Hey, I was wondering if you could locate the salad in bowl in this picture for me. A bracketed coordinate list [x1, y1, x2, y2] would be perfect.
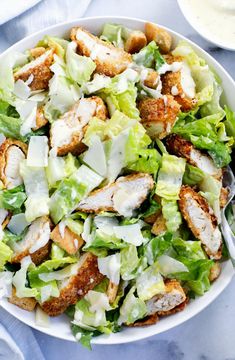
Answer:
[0, 19, 234, 348]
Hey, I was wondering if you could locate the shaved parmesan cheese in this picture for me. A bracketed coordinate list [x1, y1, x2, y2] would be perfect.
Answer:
[20, 104, 37, 136]
[73, 165, 103, 194]
[27, 136, 49, 167]
[0, 209, 8, 225]
[85, 290, 111, 312]
[14, 79, 31, 100]
[107, 130, 129, 183]
[113, 188, 143, 217]
[98, 253, 121, 285]
[180, 62, 195, 99]
[0, 271, 13, 299]
[158, 255, 188, 276]
[40, 284, 59, 303]
[58, 221, 66, 238]
[7, 213, 29, 235]
[0, 133, 6, 146]
[35, 306, 50, 328]
[114, 224, 144, 246]
[93, 216, 118, 235]
[83, 136, 107, 176]
[85, 74, 111, 94]
[29, 220, 50, 254]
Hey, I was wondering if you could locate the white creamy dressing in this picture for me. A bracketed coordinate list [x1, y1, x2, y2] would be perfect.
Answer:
[180, 0, 235, 49]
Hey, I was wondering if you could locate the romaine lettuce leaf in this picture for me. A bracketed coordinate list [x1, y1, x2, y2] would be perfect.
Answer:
[136, 262, 165, 301]
[120, 244, 140, 280]
[0, 241, 13, 270]
[155, 154, 186, 200]
[118, 286, 147, 325]
[161, 199, 182, 232]
[50, 165, 103, 224]
[183, 164, 204, 186]
[144, 232, 173, 265]
[133, 41, 165, 70]
[12, 256, 38, 298]
[100, 23, 124, 48]
[0, 185, 26, 211]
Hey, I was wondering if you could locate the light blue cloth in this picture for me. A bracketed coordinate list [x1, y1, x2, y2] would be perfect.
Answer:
[0, 2, 91, 358]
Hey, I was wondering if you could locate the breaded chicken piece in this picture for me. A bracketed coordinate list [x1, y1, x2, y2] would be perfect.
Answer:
[166, 134, 222, 179]
[8, 286, 37, 311]
[164, 54, 183, 64]
[77, 173, 154, 215]
[138, 96, 181, 139]
[162, 71, 196, 111]
[71, 27, 132, 77]
[220, 187, 229, 208]
[14, 49, 54, 91]
[151, 213, 167, 236]
[107, 281, 119, 304]
[50, 224, 84, 255]
[128, 313, 159, 327]
[41, 252, 104, 316]
[50, 96, 107, 156]
[209, 262, 221, 282]
[145, 22, 172, 54]
[33, 106, 48, 131]
[0, 139, 27, 189]
[124, 31, 147, 54]
[179, 186, 222, 259]
[146, 279, 187, 315]
[11, 216, 51, 265]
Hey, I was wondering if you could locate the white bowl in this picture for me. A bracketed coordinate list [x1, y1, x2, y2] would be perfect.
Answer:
[177, 0, 235, 51]
[0, 16, 234, 344]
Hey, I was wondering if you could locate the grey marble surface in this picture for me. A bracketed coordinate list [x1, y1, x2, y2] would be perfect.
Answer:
[2, 0, 235, 359]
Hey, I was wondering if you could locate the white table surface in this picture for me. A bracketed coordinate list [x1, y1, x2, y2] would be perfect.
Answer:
[1, 0, 235, 359]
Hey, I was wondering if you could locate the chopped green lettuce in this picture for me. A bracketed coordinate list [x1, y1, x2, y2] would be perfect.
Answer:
[118, 287, 147, 325]
[100, 23, 124, 48]
[133, 41, 165, 70]
[0, 185, 26, 211]
[136, 262, 165, 301]
[0, 241, 13, 270]
[12, 256, 38, 298]
[161, 199, 182, 232]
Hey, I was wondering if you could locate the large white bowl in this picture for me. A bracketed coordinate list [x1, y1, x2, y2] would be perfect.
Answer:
[0, 16, 234, 345]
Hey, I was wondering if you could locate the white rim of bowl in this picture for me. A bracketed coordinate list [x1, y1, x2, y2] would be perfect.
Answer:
[177, 0, 235, 51]
[0, 16, 234, 344]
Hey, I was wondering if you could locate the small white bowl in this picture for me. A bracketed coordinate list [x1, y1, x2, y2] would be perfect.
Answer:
[177, 0, 235, 51]
[0, 16, 234, 345]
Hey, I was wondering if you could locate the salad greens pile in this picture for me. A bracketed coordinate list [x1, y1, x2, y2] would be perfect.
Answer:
[0, 21, 234, 349]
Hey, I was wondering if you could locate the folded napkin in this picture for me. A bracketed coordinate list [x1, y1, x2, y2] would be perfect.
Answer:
[0, 2, 92, 357]
[0, 0, 41, 26]
[0, 0, 92, 52]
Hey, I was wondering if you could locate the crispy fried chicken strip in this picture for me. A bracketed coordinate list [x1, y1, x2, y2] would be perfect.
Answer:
[14, 49, 54, 91]
[8, 287, 37, 312]
[71, 27, 132, 77]
[50, 224, 84, 255]
[179, 186, 222, 259]
[0, 139, 27, 189]
[33, 107, 48, 131]
[138, 96, 181, 139]
[41, 253, 104, 316]
[146, 279, 187, 316]
[166, 134, 222, 179]
[77, 173, 154, 215]
[50, 96, 107, 156]
[11, 216, 51, 265]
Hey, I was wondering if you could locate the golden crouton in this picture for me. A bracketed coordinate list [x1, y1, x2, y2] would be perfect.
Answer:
[146, 279, 187, 316]
[124, 31, 147, 54]
[30, 47, 46, 58]
[71, 27, 132, 77]
[11, 216, 52, 265]
[151, 213, 167, 236]
[41, 253, 104, 316]
[209, 262, 221, 282]
[166, 134, 222, 179]
[33, 107, 48, 131]
[138, 96, 181, 139]
[143, 70, 159, 89]
[14, 49, 54, 91]
[220, 187, 229, 208]
[164, 54, 183, 64]
[145, 22, 172, 54]
[179, 186, 222, 260]
[50, 96, 107, 156]
[128, 313, 159, 327]
[0, 138, 27, 189]
[8, 287, 37, 311]
[107, 281, 119, 304]
[50, 224, 84, 255]
[77, 173, 154, 214]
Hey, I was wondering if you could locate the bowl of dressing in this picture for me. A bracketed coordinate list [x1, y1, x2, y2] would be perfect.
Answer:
[177, 0, 235, 51]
